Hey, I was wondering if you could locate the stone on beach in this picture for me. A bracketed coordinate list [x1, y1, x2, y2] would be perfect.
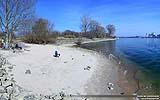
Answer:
[108, 82, 114, 86]
[25, 69, 31, 74]
[0, 86, 6, 93]
[84, 66, 91, 71]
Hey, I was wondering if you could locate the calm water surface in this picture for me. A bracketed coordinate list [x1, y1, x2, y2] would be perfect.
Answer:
[81, 38, 160, 94]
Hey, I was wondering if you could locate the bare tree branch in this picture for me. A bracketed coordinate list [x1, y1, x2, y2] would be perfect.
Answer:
[80, 15, 90, 34]
[0, 0, 36, 46]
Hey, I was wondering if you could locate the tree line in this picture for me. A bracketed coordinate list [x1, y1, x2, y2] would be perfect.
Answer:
[0, 0, 116, 46]
[80, 15, 115, 39]
[22, 16, 116, 44]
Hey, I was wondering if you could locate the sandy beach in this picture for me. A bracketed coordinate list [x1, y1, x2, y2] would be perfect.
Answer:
[0, 40, 134, 100]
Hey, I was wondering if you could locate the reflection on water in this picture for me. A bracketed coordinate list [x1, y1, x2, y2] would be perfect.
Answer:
[81, 38, 160, 95]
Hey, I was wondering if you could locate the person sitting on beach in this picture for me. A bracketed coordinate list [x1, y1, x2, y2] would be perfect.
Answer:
[0, 42, 4, 48]
[54, 50, 60, 57]
[11, 43, 22, 51]
[15, 43, 22, 50]
[0, 39, 4, 48]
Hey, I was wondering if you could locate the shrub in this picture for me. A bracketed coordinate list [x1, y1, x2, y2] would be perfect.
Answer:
[23, 18, 57, 44]
[75, 38, 82, 46]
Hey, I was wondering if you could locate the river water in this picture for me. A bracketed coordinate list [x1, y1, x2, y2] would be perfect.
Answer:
[81, 38, 160, 95]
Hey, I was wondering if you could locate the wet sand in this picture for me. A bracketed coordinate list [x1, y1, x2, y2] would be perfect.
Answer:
[84, 54, 137, 100]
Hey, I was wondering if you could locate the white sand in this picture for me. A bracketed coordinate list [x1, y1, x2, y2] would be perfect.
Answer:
[0, 41, 138, 100]
[0, 44, 102, 95]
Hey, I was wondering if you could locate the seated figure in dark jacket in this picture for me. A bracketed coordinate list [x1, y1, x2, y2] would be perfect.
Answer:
[12, 43, 22, 50]
[54, 51, 60, 57]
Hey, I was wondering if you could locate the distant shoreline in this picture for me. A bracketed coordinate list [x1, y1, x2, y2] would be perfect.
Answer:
[56, 37, 116, 46]
[118, 37, 160, 38]
[81, 38, 116, 44]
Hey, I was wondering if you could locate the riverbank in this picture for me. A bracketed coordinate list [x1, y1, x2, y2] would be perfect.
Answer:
[80, 41, 140, 95]
[56, 37, 116, 46]
[82, 38, 116, 44]
[0, 40, 130, 99]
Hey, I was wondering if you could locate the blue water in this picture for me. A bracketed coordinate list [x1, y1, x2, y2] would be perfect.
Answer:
[116, 38, 160, 71]
[81, 38, 160, 94]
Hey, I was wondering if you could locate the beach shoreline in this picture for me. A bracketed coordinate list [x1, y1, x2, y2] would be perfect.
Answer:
[79, 39, 139, 95]
[0, 38, 136, 99]
[82, 38, 116, 44]
[56, 37, 116, 46]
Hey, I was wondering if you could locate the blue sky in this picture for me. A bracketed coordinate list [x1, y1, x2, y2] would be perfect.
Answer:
[36, 0, 160, 36]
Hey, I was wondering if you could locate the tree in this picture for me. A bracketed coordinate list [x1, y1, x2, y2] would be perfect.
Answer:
[0, 0, 36, 48]
[89, 20, 106, 38]
[62, 30, 79, 38]
[23, 18, 55, 44]
[106, 24, 116, 36]
[80, 15, 90, 35]
[19, 17, 36, 36]
[50, 30, 60, 38]
[88, 20, 99, 38]
[96, 25, 106, 38]
[31, 18, 51, 43]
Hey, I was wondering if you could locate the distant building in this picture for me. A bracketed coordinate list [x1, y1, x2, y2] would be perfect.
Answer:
[148, 33, 156, 38]
[157, 34, 160, 38]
